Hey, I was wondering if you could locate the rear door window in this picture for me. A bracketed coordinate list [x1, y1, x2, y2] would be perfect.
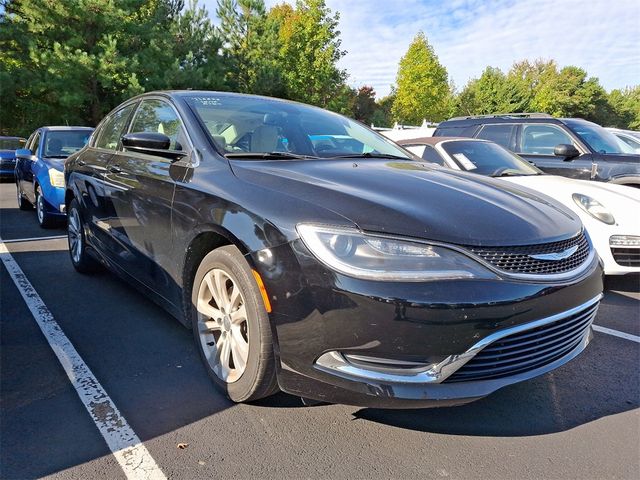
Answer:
[475, 124, 515, 149]
[95, 104, 137, 150]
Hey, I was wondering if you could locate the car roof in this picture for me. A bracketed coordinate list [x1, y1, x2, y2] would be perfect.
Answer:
[40, 126, 94, 131]
[436, 116, 592, 128]
[0, 136, 26, 140]
[135, 90, 329, 109]
[396, 136, 487, 146]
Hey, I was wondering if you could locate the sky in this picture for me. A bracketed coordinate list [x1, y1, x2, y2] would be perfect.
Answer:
[202, 0, 640, 98]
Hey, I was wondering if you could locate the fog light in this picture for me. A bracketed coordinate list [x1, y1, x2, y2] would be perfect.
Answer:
[610, 235, 640, 247]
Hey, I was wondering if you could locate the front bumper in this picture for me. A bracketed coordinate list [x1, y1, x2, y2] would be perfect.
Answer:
[252, 239, 604, 408]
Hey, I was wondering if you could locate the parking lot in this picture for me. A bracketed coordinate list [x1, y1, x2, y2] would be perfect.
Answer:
[1, 181, 638, 480]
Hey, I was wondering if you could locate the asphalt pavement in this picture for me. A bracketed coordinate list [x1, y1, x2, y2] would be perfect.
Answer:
[1, 181, 639, 480]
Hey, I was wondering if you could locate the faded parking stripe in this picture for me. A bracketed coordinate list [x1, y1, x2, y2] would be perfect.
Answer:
[0, 238, 167, 480]
[593, 324, 640, 343]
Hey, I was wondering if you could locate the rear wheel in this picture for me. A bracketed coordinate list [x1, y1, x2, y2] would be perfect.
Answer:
[16, 184, 32, 211]
[35, 185, 57, 228]
[191, 245, 278, 402]
[67, 199, 101, 273]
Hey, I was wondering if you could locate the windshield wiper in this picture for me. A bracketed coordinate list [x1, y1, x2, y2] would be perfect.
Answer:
[493, 172, 528, 178]
[328, 152, 409, 160]
[226, 151, 319, 160]
[43, 155, 68, 159]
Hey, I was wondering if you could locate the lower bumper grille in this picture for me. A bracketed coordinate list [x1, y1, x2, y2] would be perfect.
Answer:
[445, 301, 599, 383]
[611, 247, 640, 267]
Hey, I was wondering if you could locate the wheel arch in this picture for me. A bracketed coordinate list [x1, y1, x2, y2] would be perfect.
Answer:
[179, 225, 251, 329]
[178, 224, 283, 367]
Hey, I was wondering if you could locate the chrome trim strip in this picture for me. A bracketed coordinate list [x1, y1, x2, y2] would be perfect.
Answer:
[314, 294, 602, 385]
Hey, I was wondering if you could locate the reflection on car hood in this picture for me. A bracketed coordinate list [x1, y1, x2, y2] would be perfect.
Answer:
[231, 159, 581, 247]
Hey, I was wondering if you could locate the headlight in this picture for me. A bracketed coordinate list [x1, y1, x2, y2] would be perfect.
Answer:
[48, 169, 65, 188]
[296, 224, 496, 282]
[572, 193, 615, 225]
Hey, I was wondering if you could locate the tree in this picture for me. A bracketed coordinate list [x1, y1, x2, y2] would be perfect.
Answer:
[607, 86, 640, 129]
[0, 0, 224, 135]
[456, 66, 509, 115]
[269, 0, 347, 108]
[351, 86, 377, 123]
[164, 0, 226, 91]
[217, 0, 284, 95]
[391, 32, 451, 124]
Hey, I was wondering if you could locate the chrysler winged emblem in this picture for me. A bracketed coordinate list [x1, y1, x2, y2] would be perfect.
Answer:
[529, 245, 578, 261]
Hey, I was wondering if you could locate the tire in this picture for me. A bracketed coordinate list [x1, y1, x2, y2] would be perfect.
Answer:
[67, 198, 102, 273]
[191, 245, 278, 402]
[35, 185, 57, 228]
[16, 184, 33, 210]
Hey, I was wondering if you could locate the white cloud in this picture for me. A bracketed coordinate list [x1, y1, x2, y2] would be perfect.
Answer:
[202, 0, 640, 97]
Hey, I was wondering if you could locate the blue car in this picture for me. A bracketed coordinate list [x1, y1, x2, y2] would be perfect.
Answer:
[15, 126, 94, 227]
[0, 136, 26, 180]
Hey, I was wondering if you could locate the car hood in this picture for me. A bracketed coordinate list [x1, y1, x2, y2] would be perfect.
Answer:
[230, 159, 581, 247]
[503, 175, 640, 230]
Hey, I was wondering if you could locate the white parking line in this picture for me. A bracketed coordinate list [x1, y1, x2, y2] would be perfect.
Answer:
[0, 239, 166, 480]
[593, 324, 640, 343]
[1, 234, 67, 243]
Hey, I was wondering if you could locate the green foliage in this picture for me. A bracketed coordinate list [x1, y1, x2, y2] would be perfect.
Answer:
[607, 86, 640, 129]
[453, 59, 637, 129]
[268, 0, 347, 108]
[0, 0, 226, 135]
[350, 86, 376, 123]
[2, 0, 637, 135]
[392, 32, 451, 124]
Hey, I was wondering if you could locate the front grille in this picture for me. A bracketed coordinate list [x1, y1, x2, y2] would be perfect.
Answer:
[445, 301, 598, 383]
[611, 248, 640, 267]
[467, 232, 590, 275]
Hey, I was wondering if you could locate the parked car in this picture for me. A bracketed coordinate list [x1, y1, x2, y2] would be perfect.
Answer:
[433, 113, 640, 187]
[15, 126, 94, 227]
[397, 136, 640, 275]
[0, 136, 26, 180]
[606, 128, 640, 153]
[65, 91, 602, 408]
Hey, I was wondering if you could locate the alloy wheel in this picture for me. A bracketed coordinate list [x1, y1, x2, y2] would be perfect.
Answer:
[68, 207, 82, 263]
[36, 191, 44, 223]
[196, 268, 249, 383]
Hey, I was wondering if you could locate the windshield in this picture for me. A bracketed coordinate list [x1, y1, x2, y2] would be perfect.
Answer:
[0, 138, 25, 150]
[44, 130, 92, 157]
[614, 133, 640, 152]
[440, 140, 542, 177]
[566, 120, 635, 154]
[184, 94, 411, 160]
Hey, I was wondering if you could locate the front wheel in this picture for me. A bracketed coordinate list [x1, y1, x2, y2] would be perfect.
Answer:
[35, 185, 57, 228]
[191, 245, 278, 402]
[67, 199, 101, 273]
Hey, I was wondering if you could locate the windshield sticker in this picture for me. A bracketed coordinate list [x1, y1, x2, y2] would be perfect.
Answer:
[190, 97, 221, 106]
[453, 153, 477, 170]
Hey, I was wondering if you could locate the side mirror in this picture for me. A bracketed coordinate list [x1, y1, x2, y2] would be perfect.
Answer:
[15, 148, 33, 160]
[121, 132, 187, 160]
[554, 144, 580, 161]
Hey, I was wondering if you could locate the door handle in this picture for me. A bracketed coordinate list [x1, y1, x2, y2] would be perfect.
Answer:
[109, 165, 122, 174]
[77, 159, 86, 166]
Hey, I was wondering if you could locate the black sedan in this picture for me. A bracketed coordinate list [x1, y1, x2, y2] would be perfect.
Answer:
[64, 91, 603, 408]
